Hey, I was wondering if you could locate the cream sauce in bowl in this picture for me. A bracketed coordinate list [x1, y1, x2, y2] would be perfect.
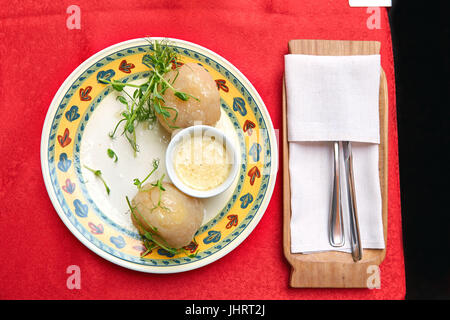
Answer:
[174, 134, 232, 191]
[166, 125, 238, 198]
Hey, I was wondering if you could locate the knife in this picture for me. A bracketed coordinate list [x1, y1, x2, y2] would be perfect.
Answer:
[343, 141, 363, 262]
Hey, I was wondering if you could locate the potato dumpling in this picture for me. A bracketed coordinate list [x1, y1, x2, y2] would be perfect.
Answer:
[157, 63, 221, 132]
[131, 182, 204, 249]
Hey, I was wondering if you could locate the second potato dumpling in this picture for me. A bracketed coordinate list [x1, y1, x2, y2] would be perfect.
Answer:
[157, 63, 221, 132]
[131, 182, 204, 249]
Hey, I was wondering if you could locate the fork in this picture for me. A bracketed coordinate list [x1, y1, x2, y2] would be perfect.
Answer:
[329, 141, 344, 247]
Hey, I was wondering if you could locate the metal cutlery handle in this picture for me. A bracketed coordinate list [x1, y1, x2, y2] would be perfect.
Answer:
[344, 141, 362, 262]
[329, 141, 344, 247]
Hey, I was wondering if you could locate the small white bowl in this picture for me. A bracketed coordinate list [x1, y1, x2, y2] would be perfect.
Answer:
[165, 125, 239, 198]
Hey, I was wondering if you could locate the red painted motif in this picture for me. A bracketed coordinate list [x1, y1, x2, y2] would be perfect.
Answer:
[183, 241, 198, 253]
[226, 215, 238, 229]
[119, 59, 135, 73]
[248, 166, 261, 186]
[57, 128, 72, 148]
[79, 86, 92, 101]
[243, 119, 256, 136]
[215, 79, 229, 92]
[171, 59, 184, 70]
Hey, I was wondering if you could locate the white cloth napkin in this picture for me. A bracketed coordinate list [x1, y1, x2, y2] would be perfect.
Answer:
[285, 54, 385, 253]
[286, 54, 380, 143]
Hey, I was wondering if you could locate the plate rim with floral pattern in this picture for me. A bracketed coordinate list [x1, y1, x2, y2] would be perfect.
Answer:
[40, 37, 278, 273]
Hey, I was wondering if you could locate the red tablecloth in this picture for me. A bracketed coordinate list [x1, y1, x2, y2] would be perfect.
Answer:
[0, 0, 405, 299]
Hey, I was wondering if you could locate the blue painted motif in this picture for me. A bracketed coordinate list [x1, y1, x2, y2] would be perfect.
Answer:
[232, 97, 247, 116]
[110, 235, 126, 249]
[203, 230, 221, 244]
[65, 105, 80, 122]
[57, 153, 71, 172]
[97, 69, 115, 84]
[249, 143, 262, 162]
[239, 193, 253, 209]
[157, 249, 175, 257]
[73, 199, 88, 218]
[142, 54, 153, 68]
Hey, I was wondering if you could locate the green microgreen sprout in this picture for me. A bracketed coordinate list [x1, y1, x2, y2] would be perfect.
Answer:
[98, 38, 199, 156]
[107, 148, 118, 162]
[125, 182, 200, 259]
[83, 165, 110, 195]
[149, 173, 169, 212]
[133, 158, 160, 189]
[141, 240, 156, 257]
[125, 196, 178, 256]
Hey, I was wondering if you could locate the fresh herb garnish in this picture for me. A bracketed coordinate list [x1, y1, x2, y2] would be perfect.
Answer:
[133, 158, 160, 189]
[150, 173, 169, 212]
[99, 39, 199, 156]
[133, 160, 169, 212]
[126, 195, 199, 258]
[83, 165, 110, 195]
[107, 148, 118, 162]
[141, 239, 156, 257]
[127, 170, 201, 258]
[125, 196, 178, 256]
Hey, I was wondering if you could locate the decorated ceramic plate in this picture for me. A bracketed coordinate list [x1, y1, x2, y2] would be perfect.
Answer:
[40, 38, 277, 273]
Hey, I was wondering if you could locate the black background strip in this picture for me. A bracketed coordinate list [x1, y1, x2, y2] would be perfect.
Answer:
[389, 0, 450, 299]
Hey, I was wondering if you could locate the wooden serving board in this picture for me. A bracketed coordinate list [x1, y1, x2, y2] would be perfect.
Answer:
[282, 40, 388, 288]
